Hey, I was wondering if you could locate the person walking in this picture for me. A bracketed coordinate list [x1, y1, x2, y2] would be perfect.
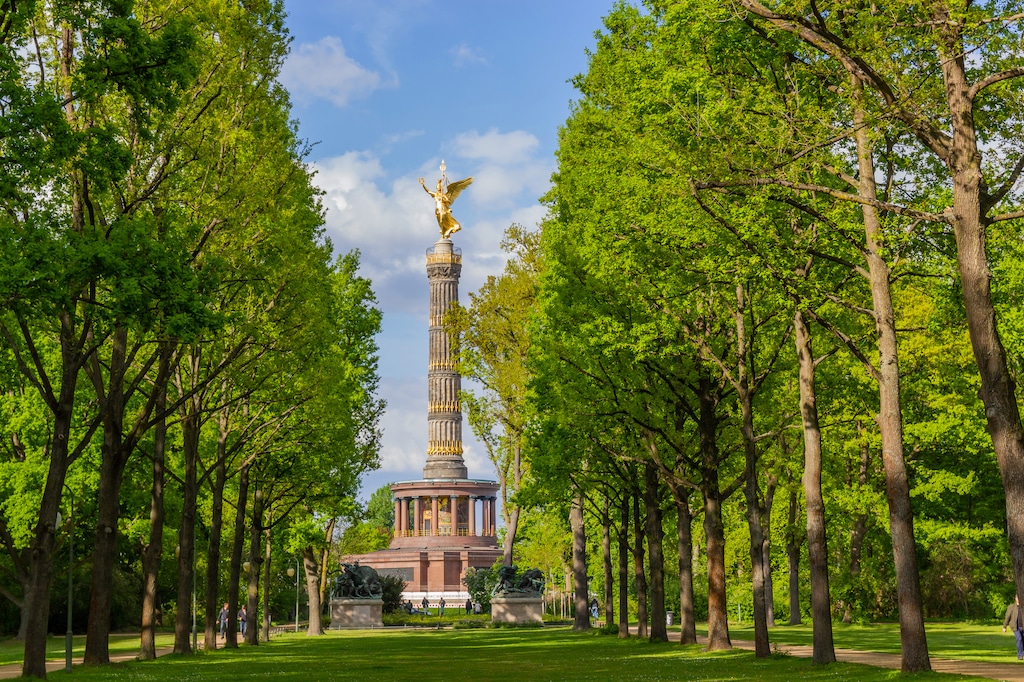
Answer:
[465, 598, 472, 615]
[1003, 595, 1023, 660]
[218, 603, 229, 640]
[239, 605, 248, 637]
[439, 597, 446, 616]
[421, 596, 429, 615]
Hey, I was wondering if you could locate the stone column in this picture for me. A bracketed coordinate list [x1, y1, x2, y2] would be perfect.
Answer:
[393, 499, 401, 537]
[400, 498, 409, 536]
[450, 496, 459, 536]
[482, 498, 490, 538]
[413, 497, 422, 536]
[490, 498, 497, 535]
[424, 239, 468, 479]
[431, 496, 439, 536]
[468, 496, 476, 537]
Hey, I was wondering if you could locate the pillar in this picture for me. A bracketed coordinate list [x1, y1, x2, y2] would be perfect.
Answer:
[450, 495, 459, 536]
[414, 497, 422, 536]
[468, 496, 476, 537]
[431, 496, 439, 536]
[400, 497, 409, 535]
[393, 499, 401, 537]
[489, 498, 497, 535]
[482, 498, 490, 537]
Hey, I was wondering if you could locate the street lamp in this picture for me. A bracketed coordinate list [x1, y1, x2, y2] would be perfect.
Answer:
[287, 558, 299, 632]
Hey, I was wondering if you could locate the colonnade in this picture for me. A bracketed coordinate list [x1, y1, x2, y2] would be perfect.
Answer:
[392, 494, 497, 538]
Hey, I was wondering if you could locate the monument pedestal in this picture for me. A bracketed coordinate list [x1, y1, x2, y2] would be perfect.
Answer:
[491, 595, 543, 625]
[329, 598, 383, 629]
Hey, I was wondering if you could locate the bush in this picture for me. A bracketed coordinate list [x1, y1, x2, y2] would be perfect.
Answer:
[380, 575, 407, 614]
[599, 622, 619, 635]
[489, 620, 543, 629]
[453, 618, 486, 629]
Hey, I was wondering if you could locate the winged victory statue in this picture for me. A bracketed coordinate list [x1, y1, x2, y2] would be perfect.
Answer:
[419, 161, 473, 239]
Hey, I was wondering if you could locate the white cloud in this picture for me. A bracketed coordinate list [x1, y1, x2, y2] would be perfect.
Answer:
[451, 43, 488, 67]
[452, 129, 539, 165]
[310, 129, 552, 314]
[280, 37, 384, 107]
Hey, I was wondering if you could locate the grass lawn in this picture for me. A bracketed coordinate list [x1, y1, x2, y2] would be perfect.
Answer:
[0, 633, 175, 667]
[725, 621, 1015, 664]
[42, 628, 976, 681]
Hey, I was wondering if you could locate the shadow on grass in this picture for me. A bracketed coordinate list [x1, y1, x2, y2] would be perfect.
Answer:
[49, 628, 976, 681]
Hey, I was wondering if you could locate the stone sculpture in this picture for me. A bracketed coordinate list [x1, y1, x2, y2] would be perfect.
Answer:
[331, 562, 383, 599]
[492, 564, 544, 596]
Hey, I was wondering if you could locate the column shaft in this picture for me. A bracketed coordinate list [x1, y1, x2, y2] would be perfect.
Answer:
[450, 496, 459, 536]
[431, 496, 439, 536]
[468, 496, 476, 537]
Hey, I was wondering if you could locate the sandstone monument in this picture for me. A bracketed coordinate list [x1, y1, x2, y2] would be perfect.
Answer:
[345, 163, 501, 606]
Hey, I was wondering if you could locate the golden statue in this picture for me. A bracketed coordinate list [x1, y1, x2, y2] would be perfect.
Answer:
[419, 161, 473, 239]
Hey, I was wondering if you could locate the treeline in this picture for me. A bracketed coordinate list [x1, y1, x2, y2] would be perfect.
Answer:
[0, 1, 382, 679]
[452, 0, 1024, 674]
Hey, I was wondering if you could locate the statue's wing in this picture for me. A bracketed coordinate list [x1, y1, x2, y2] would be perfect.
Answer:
[445, 177, 474, 202]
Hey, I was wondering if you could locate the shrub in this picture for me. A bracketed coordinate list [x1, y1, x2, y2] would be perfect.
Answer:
[380, 575, 407, 614]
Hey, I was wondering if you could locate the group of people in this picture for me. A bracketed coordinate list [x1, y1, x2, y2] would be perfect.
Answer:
[216, 603, 248, 640]
[401, 597, 482, 616]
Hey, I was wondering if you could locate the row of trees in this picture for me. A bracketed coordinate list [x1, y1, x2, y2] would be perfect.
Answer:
[451, 0, 1024, 674]
[0, 1, 383, 678]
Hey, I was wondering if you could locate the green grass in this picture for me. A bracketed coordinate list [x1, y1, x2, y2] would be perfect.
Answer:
[0, 633, 175, 667]
[34, 628, 977, 681]
[725, 621, 1016, 664]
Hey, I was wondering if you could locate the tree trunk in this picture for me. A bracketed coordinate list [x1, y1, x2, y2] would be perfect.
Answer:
[602, 494, 614, 626]
[22, 342, 79, 679]
[932, 21, 1024, 656]
[795, 308, 835, 662]
[140, 381, 168, 660]
[854, 80, 930, 672]
[502, 444, 523, 566]
[785, 484, 801, 626]
[570, 492, 590, 631]
[245, 486, 264, 646]
[173, 406, 200, 655]
[643, 462, 667, 642]
[318, 518, 335, 609]
[203, 410, 229, 651]
[225, 462, 249, 648]
[762, 475, 777, 628]
[676, 489, 697, 644]
[303, 546, 323, 635]
[618, 494, 630, 638]
[84, 327, 129, 666]
[735, 284, 770, 658]
[261, 517, 273, 642]
[697, 375, 731, 651]
[632, 491, 648, 638]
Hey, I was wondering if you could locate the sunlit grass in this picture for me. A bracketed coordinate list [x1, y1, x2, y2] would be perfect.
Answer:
[0, 633, 175, 667]
[40, 628, 977, 681]
[725, 621, 1015, 664]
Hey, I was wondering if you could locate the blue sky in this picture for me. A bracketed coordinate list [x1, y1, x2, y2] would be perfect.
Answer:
[279, 1, 615, 500]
